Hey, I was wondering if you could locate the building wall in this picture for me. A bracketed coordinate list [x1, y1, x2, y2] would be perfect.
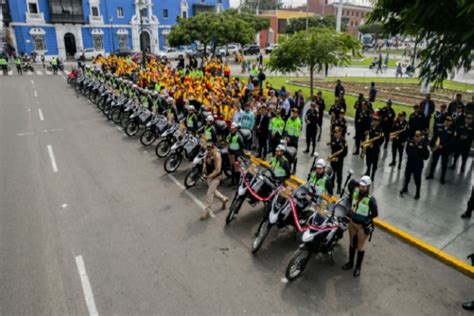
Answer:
[7, 0, 229, 58]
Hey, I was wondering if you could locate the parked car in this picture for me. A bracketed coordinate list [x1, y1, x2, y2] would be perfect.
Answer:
[114, 48, 133, 57]
[217, 44, 241, 56]
[243, 45, 260, 55]
[158, 48, 185, 60]
[74, 48, 106, 60]
[265, 44, 278, 54]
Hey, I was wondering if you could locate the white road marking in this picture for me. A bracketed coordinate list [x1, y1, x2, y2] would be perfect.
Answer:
[64, 70, 70, 75]
[75, 255, 99, 316]
[27, 109, 31, 112]
[17, 132, 35, 136]
[30, 79, 34, 85]
[36, 70, 43, 75]
[61, 74, 66, 80]
[27, 71, 33, 75]
[38, 108, 44, 121]
[8, 70, 13, 75]
[46, 70, 52, 75]
[47, 145, 58, 173]
[168, 174, 206, 210]
[62, 204, 68, 208]
[34, 90, 38, 98]
[115, 126, 123, 132]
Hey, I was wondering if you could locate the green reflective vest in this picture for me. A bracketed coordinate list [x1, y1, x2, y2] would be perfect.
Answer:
[15, 58, 21, 65]
[271, 156, 288, 178]
[227, 134, 240, 150]
[187, 114, 195, 128]
[205, 126, 214, 141]
[51, 59, 58, 66]
[352, 189, 371, 219]
[285, 117, 302, 137]
[269, 117, 285, 136]
[310, 174, 327, 196]
[0, 58, 8, 65]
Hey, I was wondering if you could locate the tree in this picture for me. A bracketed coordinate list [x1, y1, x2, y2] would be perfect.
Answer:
[286, 15, 347, 34]
[268, 28, 360, 96]
[369, 0, 474, 85]
[241, 0, 283, 12]
[224, 9, 270, 33]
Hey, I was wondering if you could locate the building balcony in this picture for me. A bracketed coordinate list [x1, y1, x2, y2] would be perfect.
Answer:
[50, 13, 84, 24]
[26, 12, 45, 24]
[89, 15, 104, 24]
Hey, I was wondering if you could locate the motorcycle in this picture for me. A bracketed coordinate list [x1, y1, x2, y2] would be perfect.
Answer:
[21, 62, 34, 72]
[140, 114, 169, 146]
[125, 107, 153, 137]
[284, 170, 354, 281]
[225, 157, 284, 225]
[110, 98, 132, 124]
[155, 124, 181, 158]
[184, 146, 233, 188]
[164, 132, 201, 173]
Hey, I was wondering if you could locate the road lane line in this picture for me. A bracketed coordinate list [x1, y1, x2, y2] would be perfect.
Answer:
[115, 126, 123, 132]
[47, 145, 58, 173]
[31, 79, 34, 85]
[34, 90, 38, 98]
[75, 255, 99, 316]
[17, 132, 35, 136]
[168, 174, 205, 210]
[38, 108, 44, 121]
[36, 70, 43, 75]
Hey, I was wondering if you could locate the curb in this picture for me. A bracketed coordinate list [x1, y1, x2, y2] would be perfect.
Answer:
[251, 157, 474, 278]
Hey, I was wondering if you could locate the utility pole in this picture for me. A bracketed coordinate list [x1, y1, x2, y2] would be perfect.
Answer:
[336, 0, 343, 32]
[305, 0, 309, 32]
[138, 0, 146, 69]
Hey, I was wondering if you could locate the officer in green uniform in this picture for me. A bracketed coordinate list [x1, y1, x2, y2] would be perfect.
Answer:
[270, 144, 291, 183]
[15, 56, 22, 75]
[343, 175, 378, 277]
[285, 108, 302, 149]
[51, 57, 58, 74]
[226, 123, 245, 186]
[0, 55, 8, 75]
[185, 105, 198, 134]
[269, 109, 286, 155]
[204, 115, 217, 143]
[308, 158, 333, 198]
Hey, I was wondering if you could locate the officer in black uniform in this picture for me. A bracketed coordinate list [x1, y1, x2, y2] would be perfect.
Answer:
[451, 113, 473, 172]
[432, 103, 448, 141]
[400, 131, 430, 199]
[329, 127, 348, 194]
[353, 101, 372, 155]
[426, 116, 456, 184]
[380, 99, 396, 149]
[389, 112, 408, 169]
[408, 104, 426, 138]
[364, 115, 384, 181]
[314, 91, 326, 142]
[304, 102, 319, 153]
[461, 186, 473, 219]
[331, 109, 347, 140]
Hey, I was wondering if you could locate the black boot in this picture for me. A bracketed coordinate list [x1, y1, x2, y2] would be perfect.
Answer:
[342, 246, 356, 270]
[303, 147, 309, 153]
[414, 186, 420, 200]
[425, 173, 433, 180]
[389, 160, 396, 166]
[399, 186, 408, 197]
[398, 161, 402, 170]
[371, 169, 376, 181]
[440, 169, 446, 185]
[462, 301, 474, 311]
[353, 251, 365, 277]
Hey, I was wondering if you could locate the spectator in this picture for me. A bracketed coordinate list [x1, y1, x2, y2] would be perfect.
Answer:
[419, 94, 435, 130]
[448, 93, 464, 115]
[368, 82, 377, 102]
[335, 80, 345, 97]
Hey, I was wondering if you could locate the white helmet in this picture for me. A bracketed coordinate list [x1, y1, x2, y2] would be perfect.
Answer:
[276, 144, 286, 152]
[187, 105, 195, 111]
[206, 115, 214, 123]
[231, 122, 239, 129]
[316, 158, 326, 168]
[360, 175, 372, 186]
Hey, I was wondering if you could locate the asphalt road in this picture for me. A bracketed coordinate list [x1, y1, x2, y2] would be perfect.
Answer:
[0, 73, 472, 315]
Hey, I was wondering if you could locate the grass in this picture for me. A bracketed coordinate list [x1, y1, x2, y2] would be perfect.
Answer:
[261, 76, 414, 119]
[349, 57, 398, 68]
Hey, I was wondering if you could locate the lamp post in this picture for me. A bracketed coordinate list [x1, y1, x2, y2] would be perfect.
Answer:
[138, 0, 146, 69]
[109, 16, 115, 53]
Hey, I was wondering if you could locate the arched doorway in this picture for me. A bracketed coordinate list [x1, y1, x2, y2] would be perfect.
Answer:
[64, 33, 77, 57]
[140, 31, 151, 53]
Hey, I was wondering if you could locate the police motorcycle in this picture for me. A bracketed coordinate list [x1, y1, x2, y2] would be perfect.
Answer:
[124, 89, 154, 136]
[251, 157, 334, 254]
[163, 130, 202, 173]
[140, 111, 169, 146]
[155, 123, 182, 158]
[284, 170, 354, 281]
[225, 146, 298, 225]
[21, 61, 35, 73]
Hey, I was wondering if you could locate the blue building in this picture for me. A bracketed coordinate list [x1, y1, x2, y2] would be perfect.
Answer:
[0, 0, 229, 59]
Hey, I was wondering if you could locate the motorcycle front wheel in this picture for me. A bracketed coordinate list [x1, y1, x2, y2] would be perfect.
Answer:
[285, 248, 311, 281]
[164, 153, 182, 173]
[251, 219, 272, 253]
[184, 168, 201, 188]
[140, 129, 156, 146]
[226, 194, 244, 225]
[155, 139, 171, 158]
[125, 120, 139, 137]
[120, 115, 130, 128]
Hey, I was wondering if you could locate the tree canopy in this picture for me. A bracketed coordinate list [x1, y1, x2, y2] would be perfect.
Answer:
[268, 28, 360, 96]
[241, 0, 283, 12]
[286, 15, 347, 34]
[369, 0, 474, 85]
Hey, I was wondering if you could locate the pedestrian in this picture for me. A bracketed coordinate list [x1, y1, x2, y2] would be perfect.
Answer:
[451, 103, 465, 129]
[364, 115, 384, 181]
[368, 82, 377, 102]
[461, 186, 473, 219]
[294, 90, 305, 115]
[450, 114, 473, 172]
[465, 95, 474, 117]
[400, 131, 430, 199]
[448, 93, 464, 115]
[226, 123, 245, 186]
[270, 144, 291, 183]
[232, 102, 243, 125]
[200, 142, 229, 220]
[285, 108, 302, 149]
[396, 63, 403, 78]
[203, 115, 217, 144]
[304, 102, 319, 154]
[334, 79, 345, 98]
[419, 94, 435, 130]
[255, 106, 270, 158]
[15, 55, 22, 75]
[342, 175, 378, 277]
[41, 54, 45, 68]
[331, 109, 347, 140]
[329, 127, 348, 194]
[257, 68, 266, 91]
[389, 112, 408, 169]
[376, 54, 383, 74]
[380, 99, 395, 149]
[426, 116, 456, 184]
[240, 103, 255, 150]
[314, 91, 326, 141]
[353, 101, 372, 155]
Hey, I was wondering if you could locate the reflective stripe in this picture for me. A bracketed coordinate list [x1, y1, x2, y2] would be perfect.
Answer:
[228, 134, 240, 150]
[352, 189, 370, 217]
[271, 157, 287, 178]
[310, 175, 327, 196]
[187, 115, 195, 128]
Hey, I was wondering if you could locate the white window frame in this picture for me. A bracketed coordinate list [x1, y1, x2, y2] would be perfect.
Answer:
[27, 0, 39, 14]
[118, 34, 128, 49]
[163, 9, 168, 19]
[91, 5, 100, 17]
[93, 34, 103, 51]
[117, 7, 124, 18]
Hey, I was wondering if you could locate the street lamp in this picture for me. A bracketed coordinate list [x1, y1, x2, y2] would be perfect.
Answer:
[138, 0, 146, 69]
[109, 16, 115, 53]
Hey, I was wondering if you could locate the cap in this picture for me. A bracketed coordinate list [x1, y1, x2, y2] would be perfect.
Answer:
[316, 158, 326, 168]
[360, 175, 372, 186]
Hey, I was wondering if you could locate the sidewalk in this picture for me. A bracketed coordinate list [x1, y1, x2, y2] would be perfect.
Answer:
[278, 113, 473, 265]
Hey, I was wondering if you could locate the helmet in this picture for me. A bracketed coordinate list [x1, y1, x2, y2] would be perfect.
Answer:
[231, 122, 239, 129]
[276, 144, 286, 152]
[206, 115, 214, 123]
[153, 91, 159, 96]
[187, 105, 195, 111]
[144, 89, 149, 94]
[316, 158, 326, 168]
[167, 97, 174, 103]
[360, 175, 372, 186]
[132, 84, 138, 89]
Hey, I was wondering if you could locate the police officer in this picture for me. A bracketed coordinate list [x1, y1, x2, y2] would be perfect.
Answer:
[304, 102, 319, 154]
[270, 144, 291, 183]
[380, 99, 395, 149]
[51, 57, 58, 75]
[308, 158, 333, 197]
[426, 116, 456, 184]
[330, 127, 348, 194]
[451, 113, 473, 172]
[389, 112, 408, 169]
[185, 105, 198, 134]
[269, 109, 285, 155]
[15, 56, 22, 75]
[226, 123, 245, 186]
[285, 108, 302, 149]
[364, 116, 384, 181]
[331, 109, 347, 140]
[461, 186, 473, 219]
[353, 101, 372, 155]
[314, 92, 326, 142]
[408, 104, 426, 137]
[343, 175, 378, 277]
[0, 55, 8, 75]
[432, 103, 448, 141]
[400, 131, 430, 199]
[204, 115, 217, 144]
